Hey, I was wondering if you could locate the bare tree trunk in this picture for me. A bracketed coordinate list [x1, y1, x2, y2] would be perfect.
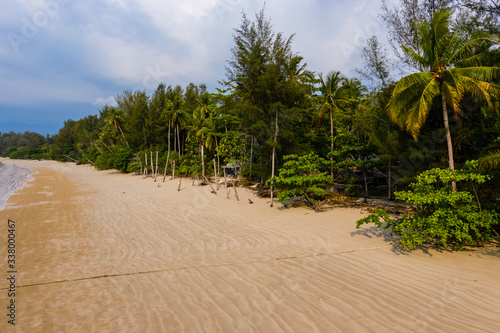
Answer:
[150, 151, 153, 178]
[224, 168, 229, 198]
[441, 88, 456, 191]
[216, 136, 220, 177]
[363, 167, 368, 196]
[174, 124, 177, 154]
[172, 160, 175, 179]
[200, 141, 205, 179]
[330, 109, 334, 181]
[388, 159, 392, 200]
[118, 124, 130, 148]
[213, 159, 218, 191]
[154, 150, 159, 182]
[177, 123, 181, 157]
[250, 135, 254, 180]
[163, 121, 171, 182]
[270, 109, 279, 208]
[92, 141, 103, 154]
[232, 179, 239, 201]
[138, 154, 143, 175]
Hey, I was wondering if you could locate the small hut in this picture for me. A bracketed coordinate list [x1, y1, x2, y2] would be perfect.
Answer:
[222, 162, 243, 179]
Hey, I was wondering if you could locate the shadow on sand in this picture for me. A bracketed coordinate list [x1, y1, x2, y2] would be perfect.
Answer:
[351, 225, 500, 258]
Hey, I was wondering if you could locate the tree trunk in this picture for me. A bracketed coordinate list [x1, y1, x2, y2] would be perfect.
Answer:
[270, 109, 279, 208]
[224, 168, 229, 198]
[200, 141, 205, 179]
[163, 121, 171, 182]
[177, 123, 181, 157]
[330, 109, 334, 181]
[388, 159, 392, 200]
[232, 179, 239, 201]
[216, 136, 220, 177]
[174, 124, 177, 154]
[363, 167, 368, 196]
[213, 159, 218, 192]
[118, 124, 130, 148]
[154, 150, 159, 182]
[151, 151, 154, 178]
[249, 135, 254, 180]
[441, 87, 456, 191]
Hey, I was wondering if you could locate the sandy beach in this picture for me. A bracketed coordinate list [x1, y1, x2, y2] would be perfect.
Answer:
[0, 158, 499, 332]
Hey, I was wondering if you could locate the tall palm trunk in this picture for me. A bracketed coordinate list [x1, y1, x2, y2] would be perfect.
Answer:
[441, 86, 456, 191]
[177, 123, 181, 157]
[117, 124, 130, 148]
[167, 121, 171, 154]
[174, 124, 177, 154]
[200, 140, 205, 179]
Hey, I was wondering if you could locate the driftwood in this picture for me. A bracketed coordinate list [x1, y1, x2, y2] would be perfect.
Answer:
[177, 178, 182, 191]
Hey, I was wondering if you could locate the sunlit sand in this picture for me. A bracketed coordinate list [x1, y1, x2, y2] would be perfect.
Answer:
[1, 159, 499, 332]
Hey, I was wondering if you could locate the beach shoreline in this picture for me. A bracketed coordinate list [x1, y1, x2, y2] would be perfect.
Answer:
[0, 158, 36, 211]
[0, 159, 499, 332]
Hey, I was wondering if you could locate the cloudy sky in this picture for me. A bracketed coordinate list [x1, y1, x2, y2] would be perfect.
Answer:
[0, 0, 390, 135]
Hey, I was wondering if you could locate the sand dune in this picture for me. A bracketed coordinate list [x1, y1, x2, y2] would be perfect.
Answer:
[1, 159, 499, 332]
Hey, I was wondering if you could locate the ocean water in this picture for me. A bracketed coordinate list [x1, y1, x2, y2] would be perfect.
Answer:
[0, 161, 36, 210]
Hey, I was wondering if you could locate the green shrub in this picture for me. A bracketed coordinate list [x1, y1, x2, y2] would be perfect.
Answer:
[112, 147, 133, 172]
[267, 153, 332, 211]
[356, 161, 500, 250]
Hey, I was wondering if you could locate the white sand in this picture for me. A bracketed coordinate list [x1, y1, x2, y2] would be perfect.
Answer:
[0, 159, 499, 332]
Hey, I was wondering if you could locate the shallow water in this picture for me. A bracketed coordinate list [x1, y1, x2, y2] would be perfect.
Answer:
[0, 160, 35, 210]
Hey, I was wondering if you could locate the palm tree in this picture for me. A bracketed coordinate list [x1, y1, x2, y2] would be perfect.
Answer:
[195, 92, 215, 119]
[105, 107, 129, 148]
[479, 150, 500, 170]
[344, 78, 368, 100]
[287, 55, 315, 86]
[317, 71, 351, 179]
[204, 115, 221, 175]
[188, 109, 211, 180]
[165, 91, 188, 156]
[387, 8, 499, 190]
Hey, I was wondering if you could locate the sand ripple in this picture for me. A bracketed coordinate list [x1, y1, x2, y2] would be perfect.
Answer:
[1, 159, 499, 332]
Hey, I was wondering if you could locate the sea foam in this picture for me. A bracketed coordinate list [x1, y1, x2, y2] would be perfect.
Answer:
[0, 161, 36, 211]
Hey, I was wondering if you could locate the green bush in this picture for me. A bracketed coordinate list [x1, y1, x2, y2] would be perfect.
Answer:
[346, 185, 360, 197]
[93, 146, 133, 172]
[112, 147, 133, 172]
[356, 161, 500, 250]
[94, 153, 113, 170]
[267, 153, 332, 211]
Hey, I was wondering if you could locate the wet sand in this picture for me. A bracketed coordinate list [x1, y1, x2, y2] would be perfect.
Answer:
[0, 159, 499, 332]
